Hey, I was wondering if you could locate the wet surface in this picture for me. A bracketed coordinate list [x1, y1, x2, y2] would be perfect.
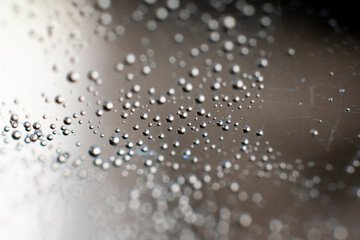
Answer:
[0, 0, 360, 239]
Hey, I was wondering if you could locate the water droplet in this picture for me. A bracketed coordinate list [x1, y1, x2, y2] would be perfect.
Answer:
[89, 145, 102, 157]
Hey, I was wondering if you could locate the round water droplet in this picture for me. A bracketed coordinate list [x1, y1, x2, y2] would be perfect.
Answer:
[63, 116, 72, 125]
[103, 100, 114, 111]
[67, 71, 80, 82]
[109, 135, 120, 146]
[239, 213, 252, 227]
[195, 93, 205, 103]
[233, 79, 244, 89]
[12, 130, 22, 140]
[89, 145, 102, 157]
[223, 15, 236, 29]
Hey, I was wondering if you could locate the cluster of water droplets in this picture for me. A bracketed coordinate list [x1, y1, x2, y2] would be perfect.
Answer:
[1, 0, 359, 239]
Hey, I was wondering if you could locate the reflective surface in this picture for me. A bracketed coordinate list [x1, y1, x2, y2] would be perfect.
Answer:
[0, 0, 360, 239]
